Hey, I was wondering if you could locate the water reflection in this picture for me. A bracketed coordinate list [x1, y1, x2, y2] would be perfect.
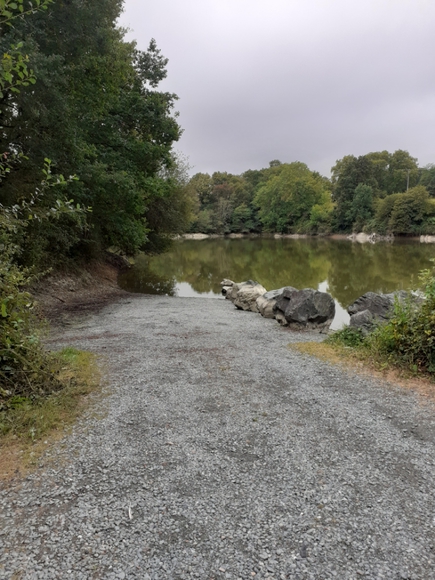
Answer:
[118, 260, 177, 296]
[118, 238, 435, 327]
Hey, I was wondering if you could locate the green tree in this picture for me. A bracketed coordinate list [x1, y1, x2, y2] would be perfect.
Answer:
[1, 0, 183, 262]
[388, 186, 431, 234]
[348, 184, 374, 231]
[419, 164, 435, 197]
[254, 162, 329, 233]
[331, 150, 419, 232]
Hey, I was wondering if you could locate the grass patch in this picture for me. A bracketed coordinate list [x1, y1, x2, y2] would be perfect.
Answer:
[0, 347, 103, 481]
[290, 340, 435, 401]
[290, 341, 362, 369]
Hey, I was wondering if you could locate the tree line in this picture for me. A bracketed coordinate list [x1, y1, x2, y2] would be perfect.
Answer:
[186, 153, 435, 236]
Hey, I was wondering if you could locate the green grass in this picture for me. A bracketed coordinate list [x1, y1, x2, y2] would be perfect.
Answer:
[0, 347, 103, 479]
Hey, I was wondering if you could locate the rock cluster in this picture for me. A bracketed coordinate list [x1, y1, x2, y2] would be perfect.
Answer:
[221, 280, 335, 333]
[347, 290, 421, 335]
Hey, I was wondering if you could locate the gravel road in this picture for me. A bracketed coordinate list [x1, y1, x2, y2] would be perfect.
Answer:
[2, 295, 435, 579]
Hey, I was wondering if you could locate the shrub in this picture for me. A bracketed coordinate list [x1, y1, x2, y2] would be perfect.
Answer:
[327, 326, 365, 348]
[0, 210, 64, 408]
[366, 268, 435, 373]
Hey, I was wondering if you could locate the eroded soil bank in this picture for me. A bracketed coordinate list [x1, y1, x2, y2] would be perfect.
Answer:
[31, 259, 129, 326]
[2, 293, 435, 578]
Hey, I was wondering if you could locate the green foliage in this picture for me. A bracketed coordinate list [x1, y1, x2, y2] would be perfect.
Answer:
[364, 268, 435, 374]
[254, 162, 330, 233]
[309, 190, 334, 233]
[327, 326, 364, 348]
[1, 0, 183, 263]
[185, 150, 435, 237]
[0, 165, 87, 407]
[327, 266, 435, 376]
[375, 186, 434, 235]
[331, 150, 419, 232]
[419, 164, 435, 197]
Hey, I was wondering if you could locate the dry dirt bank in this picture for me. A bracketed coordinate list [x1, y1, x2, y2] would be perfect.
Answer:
[31, 258, 130, 326]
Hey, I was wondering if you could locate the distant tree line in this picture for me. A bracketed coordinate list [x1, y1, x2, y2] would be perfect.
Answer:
[186, 152, 435, 236]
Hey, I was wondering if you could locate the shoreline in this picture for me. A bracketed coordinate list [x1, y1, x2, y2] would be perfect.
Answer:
[181, 232, 428, 243]
[32, 257, 130, 327]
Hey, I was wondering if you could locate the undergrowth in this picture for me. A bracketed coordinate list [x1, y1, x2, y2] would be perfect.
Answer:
[326, 265, 435, 378]
[0, 347, 102, 443]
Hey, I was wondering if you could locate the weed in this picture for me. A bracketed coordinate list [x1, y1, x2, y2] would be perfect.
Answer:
[0, 347, 102, 479]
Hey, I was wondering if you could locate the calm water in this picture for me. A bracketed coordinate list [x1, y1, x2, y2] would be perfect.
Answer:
[118, 238, 435, 329]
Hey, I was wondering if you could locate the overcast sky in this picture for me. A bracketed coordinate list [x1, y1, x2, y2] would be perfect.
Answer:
[118, 0, 435, 178]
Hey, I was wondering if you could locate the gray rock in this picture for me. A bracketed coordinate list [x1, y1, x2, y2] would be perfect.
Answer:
[348, 292, 396, 319]
[273, 286, 298, 315]
[233, 281, 267, 312]
[256, 288, 286, 318]
[348, 309, 375, 336]
[283, 288, 335, 332]
[347, 290, 421, 333]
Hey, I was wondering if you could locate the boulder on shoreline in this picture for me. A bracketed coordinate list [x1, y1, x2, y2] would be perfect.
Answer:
[274, 287, 335, 332]
[256, 288, 286, 318]
[347, 290, 421, 335]
[222, 280, 267, 312]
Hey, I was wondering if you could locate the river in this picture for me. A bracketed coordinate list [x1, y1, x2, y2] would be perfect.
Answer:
[118, 237, 435, 329]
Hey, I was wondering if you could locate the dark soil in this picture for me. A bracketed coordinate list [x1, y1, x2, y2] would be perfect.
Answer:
[31, 257, 130, 326]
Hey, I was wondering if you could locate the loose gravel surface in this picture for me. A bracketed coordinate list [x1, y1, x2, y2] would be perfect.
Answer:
[2, 295, 435, 580]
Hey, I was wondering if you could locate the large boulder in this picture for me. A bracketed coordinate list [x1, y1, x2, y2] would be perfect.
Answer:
[233, 281, 267, 312]
[348, 309, 375, 335]
[348, 291, 401, 319]
[347, 290, 421, 334]
[286, 288, 335, 331]
[274, 287, 335, 332]
[256, 288, 286, 318]
[273, 287, 298, 316]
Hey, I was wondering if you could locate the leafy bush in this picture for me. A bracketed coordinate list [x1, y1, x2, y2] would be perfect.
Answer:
[366, 269, 435, 373]
[0, 207, 63, 408]
[327, 326, 365, 348]
[0, 164, 87, 409]
[328, 267, 435, 376]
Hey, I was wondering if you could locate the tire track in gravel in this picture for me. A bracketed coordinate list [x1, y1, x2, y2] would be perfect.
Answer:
[1, 295, 435, 579]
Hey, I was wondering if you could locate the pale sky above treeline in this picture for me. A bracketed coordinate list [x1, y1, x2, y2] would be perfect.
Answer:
[119, 0, 435, 177]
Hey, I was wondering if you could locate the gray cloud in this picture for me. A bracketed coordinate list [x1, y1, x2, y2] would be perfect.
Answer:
[119, 0, 435, 176]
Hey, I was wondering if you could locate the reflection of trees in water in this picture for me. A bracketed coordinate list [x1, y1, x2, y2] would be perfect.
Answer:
[327, 241, 435, 307]
[121, 239, 435, 304]
[118, 255, 176, 295]
[148, 239, 332, 294]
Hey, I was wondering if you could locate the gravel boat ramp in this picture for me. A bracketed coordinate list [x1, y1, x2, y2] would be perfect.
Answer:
[1, 294, 435, 579]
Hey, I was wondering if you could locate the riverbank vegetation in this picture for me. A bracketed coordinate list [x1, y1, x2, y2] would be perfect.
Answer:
[326, 265, 435, 378]
[1, 0, 189, 446]
[186, 153, 435, 237]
